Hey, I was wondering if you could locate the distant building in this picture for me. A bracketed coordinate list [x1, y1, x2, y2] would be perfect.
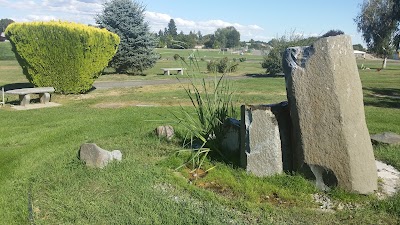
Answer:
[354, 50, 366, 59]
[194, 45, 204, 49]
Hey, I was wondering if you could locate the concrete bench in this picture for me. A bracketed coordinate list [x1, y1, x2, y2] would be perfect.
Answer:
[5, 87, 55, 106]
[161, 68, 184, 75]
[1, 87, 4, 106]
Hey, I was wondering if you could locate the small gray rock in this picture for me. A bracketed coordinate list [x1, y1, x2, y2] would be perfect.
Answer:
[371, 132, 400, 145]
[155, 125, 174, 140]
[79, 143, 122, 168]
[111, 150, 122, 161]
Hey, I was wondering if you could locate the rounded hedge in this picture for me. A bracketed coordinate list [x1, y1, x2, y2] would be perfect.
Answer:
[5, 21, 120, 94]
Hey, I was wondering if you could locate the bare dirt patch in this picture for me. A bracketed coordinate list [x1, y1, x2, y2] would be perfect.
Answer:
[55, 89, 132, 102]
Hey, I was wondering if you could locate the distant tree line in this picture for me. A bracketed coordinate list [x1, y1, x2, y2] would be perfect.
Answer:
[156, 19, 241, 49]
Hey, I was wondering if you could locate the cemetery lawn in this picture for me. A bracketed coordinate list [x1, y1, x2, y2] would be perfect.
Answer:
[0, 45, 400, 224]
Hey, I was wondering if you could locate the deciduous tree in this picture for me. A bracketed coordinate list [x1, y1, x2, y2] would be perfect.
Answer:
[215, 26, 240, 48]
[355, 0, 399, 68]
[0, 18, 14, 32]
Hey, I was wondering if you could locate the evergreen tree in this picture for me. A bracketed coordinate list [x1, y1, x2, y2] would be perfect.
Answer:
[167, 19, 177, 37]
[96, 0, 158, 74]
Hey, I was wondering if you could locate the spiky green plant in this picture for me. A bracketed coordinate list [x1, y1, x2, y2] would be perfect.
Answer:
[172, 52, 237, 170]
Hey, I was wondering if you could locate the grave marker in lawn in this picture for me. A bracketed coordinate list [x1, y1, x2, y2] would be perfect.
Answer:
[371, 132, 400, 146]
[155, 125, 175, 140]
[283, 35, 378, 194]
[240, 102, 292, 176]
[79, 143, 122, 168]
[220, 118, 241, 156]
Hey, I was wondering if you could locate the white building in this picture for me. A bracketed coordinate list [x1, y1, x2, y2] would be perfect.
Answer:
[354, 50, 366, 59]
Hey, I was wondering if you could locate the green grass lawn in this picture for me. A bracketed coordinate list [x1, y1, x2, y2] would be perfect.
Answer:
[0, 46, 400, 224]
[0, 41, 16, 60]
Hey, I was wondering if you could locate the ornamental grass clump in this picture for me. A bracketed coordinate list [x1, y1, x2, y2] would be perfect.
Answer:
[5, 21, 120, 94]
[174, 75, 237, 171]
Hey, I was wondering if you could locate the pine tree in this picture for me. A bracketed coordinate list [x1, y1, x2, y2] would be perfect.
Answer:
[167, 19, 177, 37]
[96, 0, 158, 74]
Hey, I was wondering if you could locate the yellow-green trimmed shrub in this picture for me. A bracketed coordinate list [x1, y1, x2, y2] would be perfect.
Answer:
[5, 21, 120, 93]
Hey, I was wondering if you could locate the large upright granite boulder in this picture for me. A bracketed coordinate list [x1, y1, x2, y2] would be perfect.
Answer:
[282, 35, 378, 194]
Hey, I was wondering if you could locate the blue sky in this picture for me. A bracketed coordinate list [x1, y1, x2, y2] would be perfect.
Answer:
[0, 0, 365, 44]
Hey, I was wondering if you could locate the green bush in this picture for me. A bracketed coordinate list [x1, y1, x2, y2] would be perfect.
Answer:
[262, 35, 318, 75]
[5, 21, 120, 94]
[207, 57, 239, 73]
[262, 48, 282, 75]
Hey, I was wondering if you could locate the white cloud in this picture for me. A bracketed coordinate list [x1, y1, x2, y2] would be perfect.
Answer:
[42, 0, 103, 15]
[144, 11, 171, 23]
[2, 0, 37, 10]
[26, 14, 58, 21]
[175, 18, 196, 28]
[249, 25, 263, 31]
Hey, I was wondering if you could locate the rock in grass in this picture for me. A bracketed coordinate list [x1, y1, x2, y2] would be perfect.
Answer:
[79, 143, 122, 168]
[155, 125, 174, 140]
[240, 103, 291, 177]
[371, 132, 400, 145]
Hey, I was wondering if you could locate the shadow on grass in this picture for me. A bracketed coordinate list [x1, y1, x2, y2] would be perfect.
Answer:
[101, 67, 148, 76]
[363, 87, 400, 109]
[3, 82, 34, 91]
[244, 73, 285, 78]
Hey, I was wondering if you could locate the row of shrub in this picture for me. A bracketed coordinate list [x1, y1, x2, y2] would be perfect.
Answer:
[5, 21, 120, 93]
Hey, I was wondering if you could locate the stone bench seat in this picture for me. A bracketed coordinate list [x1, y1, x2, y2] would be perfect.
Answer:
[161, 68, 184, 75]
[6, 87, 55, 106]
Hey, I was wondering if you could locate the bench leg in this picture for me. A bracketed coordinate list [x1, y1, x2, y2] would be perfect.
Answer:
[164, 70, 170, 75]
[19, 94, 30, 106]
[178, 70, 183, 75]
[39, 92, 51, 104]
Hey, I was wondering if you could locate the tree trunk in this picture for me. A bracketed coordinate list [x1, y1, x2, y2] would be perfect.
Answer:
[382, 57, 387, 69]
